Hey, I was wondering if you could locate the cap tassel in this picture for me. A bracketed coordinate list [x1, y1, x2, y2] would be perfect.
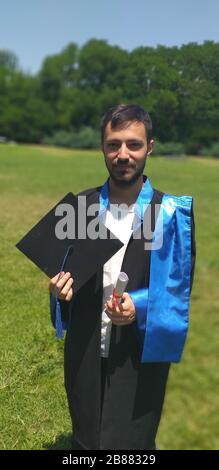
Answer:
[55, 298, 64, 339]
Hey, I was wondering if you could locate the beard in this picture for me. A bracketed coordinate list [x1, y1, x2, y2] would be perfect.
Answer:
[105, 157, 147, 187]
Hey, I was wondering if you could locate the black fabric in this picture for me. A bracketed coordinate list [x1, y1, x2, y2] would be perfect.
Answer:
[100, 358, 108, 418]
[63, 184, 172, 450]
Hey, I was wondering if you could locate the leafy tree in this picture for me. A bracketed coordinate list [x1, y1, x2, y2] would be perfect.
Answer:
[38, 43, 78, 104]
[78, 39, 128, 91]
[58, 87, 98, 129]
[0, 49, 19, 71]
[1, 40, 219, 150]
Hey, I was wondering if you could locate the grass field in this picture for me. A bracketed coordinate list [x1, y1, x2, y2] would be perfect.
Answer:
[0, 143, 219, 450]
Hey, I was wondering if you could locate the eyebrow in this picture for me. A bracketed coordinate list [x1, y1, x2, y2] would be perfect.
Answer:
[105, 138, 145, 143]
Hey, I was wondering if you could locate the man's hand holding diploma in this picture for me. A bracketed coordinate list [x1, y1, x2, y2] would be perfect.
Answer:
[104, 292, 136, 326]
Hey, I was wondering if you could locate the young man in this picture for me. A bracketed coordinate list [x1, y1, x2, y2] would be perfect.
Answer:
[49, 104, 196, 450]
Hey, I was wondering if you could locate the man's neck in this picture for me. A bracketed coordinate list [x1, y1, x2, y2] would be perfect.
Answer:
[108, 176, 144, 206]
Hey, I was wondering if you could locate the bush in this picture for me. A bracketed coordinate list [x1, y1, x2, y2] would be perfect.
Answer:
[153, 141, 186, 156]
[200, 142, 219, 158]
[42, 127, 100, 149]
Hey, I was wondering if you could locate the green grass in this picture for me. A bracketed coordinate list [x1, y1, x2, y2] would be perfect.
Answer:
[0, 144, 219, 450]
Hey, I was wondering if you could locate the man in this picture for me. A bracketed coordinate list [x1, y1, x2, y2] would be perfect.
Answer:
[49, 104, 196, 450]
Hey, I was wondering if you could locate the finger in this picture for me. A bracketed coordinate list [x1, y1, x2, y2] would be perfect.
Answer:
[49, 271, 65, 291]
[56, 272, 72, 290]
[122, 292, 129, 300]
[113, 299, 123, 312]
[105, 306, 119, 316]
[65, 288, 73, 302]
[51, 272, 64, 283]
[106, 299, 113, 309]
[60, 277, 74, 296]
[106, 311, 127, 321]
[105, 310, 135, 325]
[105, 301, 114, 314]
[106, 297, 116, 308]
[106, 300, 122, 314]
[120, 292, 130, 311]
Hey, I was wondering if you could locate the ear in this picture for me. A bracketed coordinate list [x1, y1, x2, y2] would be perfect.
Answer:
[147, 139, 154, 156]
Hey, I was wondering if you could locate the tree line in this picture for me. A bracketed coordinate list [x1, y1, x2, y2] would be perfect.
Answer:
[0, 39, 219, 154]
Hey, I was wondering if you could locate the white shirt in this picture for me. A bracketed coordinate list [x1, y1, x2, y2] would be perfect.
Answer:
[100, 204, 135, 358]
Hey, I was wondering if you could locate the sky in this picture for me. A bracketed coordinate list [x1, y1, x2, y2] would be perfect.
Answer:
[0, 0, 219, 74]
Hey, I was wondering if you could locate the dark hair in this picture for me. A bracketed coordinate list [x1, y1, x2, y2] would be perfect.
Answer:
[101, 104, 152, 144]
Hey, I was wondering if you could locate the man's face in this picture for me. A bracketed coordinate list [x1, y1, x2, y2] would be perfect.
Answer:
[103, 121, 149, 187]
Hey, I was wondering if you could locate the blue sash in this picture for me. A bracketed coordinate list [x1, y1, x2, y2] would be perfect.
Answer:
[130, 190, 192, 363]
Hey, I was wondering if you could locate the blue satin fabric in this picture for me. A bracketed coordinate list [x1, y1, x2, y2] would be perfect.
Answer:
[143, 194, 192, 362]
[129, 288, 148, 344]
[99, 177, 154, 220]
[130, 192, 192, 363]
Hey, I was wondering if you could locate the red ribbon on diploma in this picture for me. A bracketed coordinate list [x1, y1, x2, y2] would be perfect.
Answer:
[112, 287, 123, 309]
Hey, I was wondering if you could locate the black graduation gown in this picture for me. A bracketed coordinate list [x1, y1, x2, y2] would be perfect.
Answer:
[62, 184, 195, 450]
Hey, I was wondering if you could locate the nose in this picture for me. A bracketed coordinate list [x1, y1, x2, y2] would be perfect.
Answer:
[117, 142, 129, 161]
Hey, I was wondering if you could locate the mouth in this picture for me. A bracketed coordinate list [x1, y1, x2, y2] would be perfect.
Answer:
[113, 164, 135, 171]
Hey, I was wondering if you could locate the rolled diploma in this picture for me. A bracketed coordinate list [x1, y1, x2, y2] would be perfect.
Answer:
[113, 272, 129, 304]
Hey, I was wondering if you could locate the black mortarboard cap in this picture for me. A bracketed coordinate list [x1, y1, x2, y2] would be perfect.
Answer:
[16, 192, 123, 293]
